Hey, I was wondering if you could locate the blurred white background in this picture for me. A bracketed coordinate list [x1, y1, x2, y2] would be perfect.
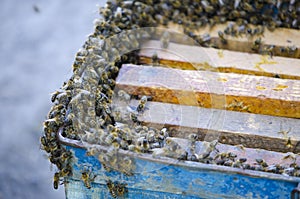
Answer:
[0, 0, 105, 198]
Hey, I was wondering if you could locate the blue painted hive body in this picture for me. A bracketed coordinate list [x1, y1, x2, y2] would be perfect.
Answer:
[59, 134, 300, 199]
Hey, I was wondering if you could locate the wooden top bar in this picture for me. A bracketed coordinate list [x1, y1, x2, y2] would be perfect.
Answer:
[139, 40, 300, 80]
[113, 99, 300, 153]
[158, 22, 300, 58]
[116, 64, 300, 118]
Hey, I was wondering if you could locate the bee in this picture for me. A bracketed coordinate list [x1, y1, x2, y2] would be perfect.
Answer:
[33, 4, 40, 13]
[102, 163, 112, 172]
[115, 182, 128, 197]
[60, 165, 72, 177]
[120, 157, 134, 176]
[128, 33, 140, 49]
[128, 144, 138, 152]
[224, 160, 234, 167]
[252, 25, 264, 36]
[119, 127, 132, 140]
[284, 167, 296, 176]
[235, 144, 245, 151]
[282, 152, 297, 162]
[60, 151, 72, 163]
[64, 112, 75, 126]
[199, 140, 219, 160]
[151, 52, 159, 65]
[81, 131, 96, 143]
[218, 31, 227, 45]
[40, 136, 50, 153]
[48, 141, 59, 152]
[237, 25, 246, 35]
[48, 104, 65, 119]
[104, 134, 115, 145]
[146, 129, 156, 143]
[188, 133, 199, 143]
[224, 24, 232, 35]
[106, 179, 117, 198]
[251, 37, 262, 52]
[267, 21, 276, 32]
[165, 137, 180, 151]
[274, 74, 281, 78]
[98, 153, 111, 168]
[86, 147, 98, 156]
[160, 128, 169, 138]
[53, 172, 60, 189]
[215, 152, 237, 161]
[226, 99, 250, 112]
[277, 123, 291, 139]
[261, 45, 275, 58]
[286, 137, 293, 149]
[202, 33, 211, 44]
[108, 64, 119, 75]
[81, 172, 91, 189]
[255, 158, 268, 168]
[51, 91, 62, 103]
[137, 96, 147, 113]
[201, 0, 214, 13]
[232, 161, 242, 168]
[239, 158, 247, 163]
[287, 45, 298, 56]
[43, 119, 59, 133]
[72, 60, 81, 73]
[249, 16, 258, 25]
[177, 150, 188, 161]
[160, 31, 170, 49]
[190, 154, 199, 162]
[134, 125, 143, 133]
[81, 168, 96, 189]
[129, 111, 139, 124]
[137, 137, 150, 152]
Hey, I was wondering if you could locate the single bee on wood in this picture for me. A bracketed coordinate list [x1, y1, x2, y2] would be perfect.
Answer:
[137, 96, 148, 113]
[151, 52, 159, 65]
[251, 37, 262, 52]
[218, 31, 227, 45]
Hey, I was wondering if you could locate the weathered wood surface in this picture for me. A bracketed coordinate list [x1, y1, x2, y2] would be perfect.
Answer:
[139, 40, 300, 80]
[155, 22, 300, 58]
[112, 99, 300, 153]
[116, 64, 300, 118]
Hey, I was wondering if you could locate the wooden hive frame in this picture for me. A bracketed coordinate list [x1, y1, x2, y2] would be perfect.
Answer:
[113, 23, 300, 160]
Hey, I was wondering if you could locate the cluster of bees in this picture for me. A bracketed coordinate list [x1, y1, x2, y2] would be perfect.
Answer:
[41, 102, 73, 189]
[213, 152, 300, 177]
[41, 0, 300, 193]
[158, 137, 300, 177]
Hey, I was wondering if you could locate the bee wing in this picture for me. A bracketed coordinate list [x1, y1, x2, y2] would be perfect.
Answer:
[126, 105, 137, 113]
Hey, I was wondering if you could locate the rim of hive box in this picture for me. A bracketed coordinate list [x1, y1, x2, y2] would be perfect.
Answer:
[57, 127, 300, 183]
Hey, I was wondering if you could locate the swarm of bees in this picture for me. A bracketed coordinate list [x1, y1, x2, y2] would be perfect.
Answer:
[40, 0, 300, 194]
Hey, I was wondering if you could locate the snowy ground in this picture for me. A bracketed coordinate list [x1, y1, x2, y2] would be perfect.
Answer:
[0, 0, 104, 198]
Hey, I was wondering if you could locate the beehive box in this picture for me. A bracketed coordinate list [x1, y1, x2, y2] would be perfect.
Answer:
[41, 1, 300, 198]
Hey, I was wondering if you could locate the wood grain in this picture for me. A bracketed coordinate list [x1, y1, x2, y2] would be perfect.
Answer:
[154, 23, 300, 58]
[112, 99, 300, 153]
[139, 40, 300, 80]
[116, 64, 300, 118]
